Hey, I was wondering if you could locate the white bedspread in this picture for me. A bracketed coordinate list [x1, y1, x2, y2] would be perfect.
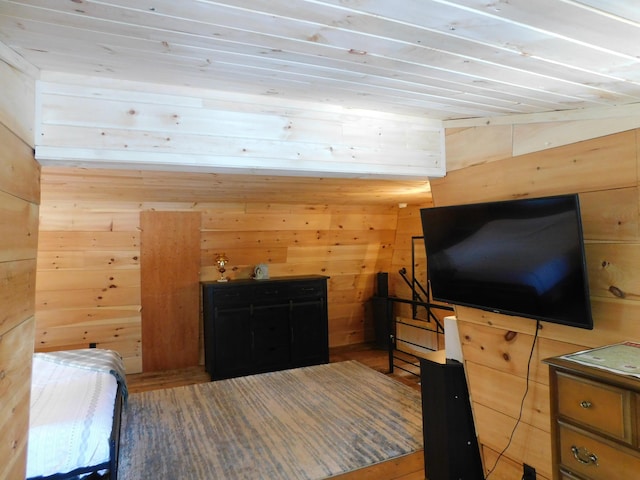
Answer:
[27, 355, 118, 479]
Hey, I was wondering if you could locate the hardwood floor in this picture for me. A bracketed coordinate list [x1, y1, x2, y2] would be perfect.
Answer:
[126, 343, 421, 394]
[126, 365, 210, 394]
[330, 343, 422, 390]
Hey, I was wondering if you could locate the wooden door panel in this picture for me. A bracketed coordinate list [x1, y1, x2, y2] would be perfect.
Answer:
[141, 211, 201, 371]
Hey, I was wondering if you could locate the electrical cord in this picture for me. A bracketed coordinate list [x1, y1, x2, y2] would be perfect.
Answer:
[484, 320, 540, 479]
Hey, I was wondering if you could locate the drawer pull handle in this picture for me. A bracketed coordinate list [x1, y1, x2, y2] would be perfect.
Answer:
[571, 446, 598, 466]
[579, 400, 592, 409]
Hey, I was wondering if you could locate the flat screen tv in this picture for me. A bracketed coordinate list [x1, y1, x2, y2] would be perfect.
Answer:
[420, 194, 593, 329]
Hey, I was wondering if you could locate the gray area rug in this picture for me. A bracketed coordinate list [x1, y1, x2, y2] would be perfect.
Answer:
[118, 361, 422, 479]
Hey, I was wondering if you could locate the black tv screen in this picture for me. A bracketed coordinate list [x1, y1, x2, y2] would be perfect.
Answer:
[420, 194, 593, 329]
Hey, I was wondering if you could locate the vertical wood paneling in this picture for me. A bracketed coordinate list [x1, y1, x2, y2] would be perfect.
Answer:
[35, 226, 142, 371]
[199, 203, 399, 347]
[445, 125, 513, 172]
[578, 187, 640, 241]
[0, 259, 36, 334]
[473, 403, 552, 479]
[36, 167, 405, 372]
[390, 205, 430, 304]
[0, 122, 38, 201]
[432, 130, 637, 206]
[140, 211, 201, 371]
[434, 128, 640, 476]
[0, 52, 36, 147]
[0, 191, 39, 263]
[483, 446, 538, 480]
[585, 243, 640, 299]
[512, 115, 640, 157]
[0, 115, 38, 479]
[389, 201, 451, 332]
[0, 317, 35, 480]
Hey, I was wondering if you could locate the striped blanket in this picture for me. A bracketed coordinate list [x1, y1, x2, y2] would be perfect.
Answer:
[27, 349, 126, 479]
[36, 348, 128, 400]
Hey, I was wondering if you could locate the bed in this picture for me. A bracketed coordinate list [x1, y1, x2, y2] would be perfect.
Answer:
[27, 349, 127, 480]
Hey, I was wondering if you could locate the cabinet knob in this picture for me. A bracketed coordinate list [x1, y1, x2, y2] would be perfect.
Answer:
[571, 445, 598, 466]
[579, 400, 592, 409]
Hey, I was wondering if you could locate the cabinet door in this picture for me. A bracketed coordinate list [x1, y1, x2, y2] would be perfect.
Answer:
[290, 299, 329, 367]
[213, 307, 253, 379]
[252, 304, 291, 373]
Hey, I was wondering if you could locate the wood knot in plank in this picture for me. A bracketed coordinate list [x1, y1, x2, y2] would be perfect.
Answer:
[609, 285, 626, 298]
[504, 330, 517, 342]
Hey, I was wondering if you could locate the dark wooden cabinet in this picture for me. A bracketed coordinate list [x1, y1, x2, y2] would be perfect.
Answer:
[211, 306, 253, 378]
[202, 275, 329, 380]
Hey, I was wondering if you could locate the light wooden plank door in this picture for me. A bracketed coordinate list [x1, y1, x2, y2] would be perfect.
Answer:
[140, 211, 201, 372]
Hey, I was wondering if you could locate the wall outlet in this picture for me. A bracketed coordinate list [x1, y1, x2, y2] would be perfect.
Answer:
[522, 463, 536, 480]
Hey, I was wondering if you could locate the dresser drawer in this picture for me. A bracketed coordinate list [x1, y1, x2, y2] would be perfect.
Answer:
[252, 283, 288, 303]
[209, 286, 245, 307]
[559, 469, 585, 480]
[557, 371, 631, 442]
[559, 424, 640, 480]
[288, 280, 325, 299]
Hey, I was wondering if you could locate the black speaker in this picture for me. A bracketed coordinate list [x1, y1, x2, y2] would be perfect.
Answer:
[420, 352, 484, 480]
[376, 272, 388, 297]
[371, 296, 392, 350]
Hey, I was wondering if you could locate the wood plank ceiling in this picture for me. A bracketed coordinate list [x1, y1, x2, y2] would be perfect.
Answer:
[2, 0, 640, 206]
[1, 0, 639, 119]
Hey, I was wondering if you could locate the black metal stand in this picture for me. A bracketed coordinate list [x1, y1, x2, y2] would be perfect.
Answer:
[420, 352, 484, 480]
[380, 236, 454, 378]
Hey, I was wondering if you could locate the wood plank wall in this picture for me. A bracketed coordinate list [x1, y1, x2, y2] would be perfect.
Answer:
[0, 44, 36, 144]
[33, 74, 438, 374]
[431, 127, 640, 480]
[0, 55, 38, 479]
[37, 167, 428, 373]
[388, 202, 450, 354]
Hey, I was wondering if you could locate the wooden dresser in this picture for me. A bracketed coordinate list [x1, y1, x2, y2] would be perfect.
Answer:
[545, 343, 640, 480]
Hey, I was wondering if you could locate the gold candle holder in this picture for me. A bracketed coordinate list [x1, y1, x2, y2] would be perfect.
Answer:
[215, 253, 229, 282]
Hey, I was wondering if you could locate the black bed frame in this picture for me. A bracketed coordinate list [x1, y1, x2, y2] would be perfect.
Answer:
[28, 382, 124, 480]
